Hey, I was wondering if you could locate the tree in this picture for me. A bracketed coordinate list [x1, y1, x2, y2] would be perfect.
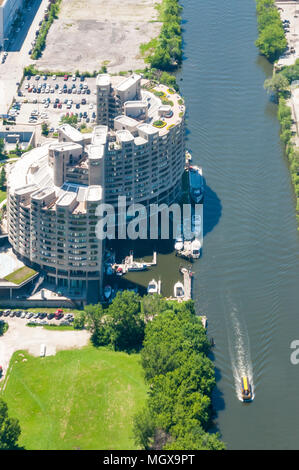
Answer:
[0, 138, 4, 156]
[84, 303, 110, 347]
[264, 74, 289, 96]
[0, 166, 6, 191]
[41, 122, 49, 136]
[133, 407, 155, 450]
[141, 308, 210, 381]
[0, 399, 21, 449]
[164, 424, 226, 450]
[107, 291, 144, 352]
[60, 114, 78, 126]
[255, 21, 287, 62]
[73, 312, 85, 330]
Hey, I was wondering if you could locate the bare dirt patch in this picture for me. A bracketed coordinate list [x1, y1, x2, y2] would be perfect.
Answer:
[36, 0, 162, 73]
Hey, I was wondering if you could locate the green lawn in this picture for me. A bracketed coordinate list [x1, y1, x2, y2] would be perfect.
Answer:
[0, 190, 6, 203]
[4, 266, 37, 284]
[2, 346, 147, 450]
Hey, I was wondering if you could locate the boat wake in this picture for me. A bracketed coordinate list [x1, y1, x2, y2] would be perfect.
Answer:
[227, 306, 255, 402]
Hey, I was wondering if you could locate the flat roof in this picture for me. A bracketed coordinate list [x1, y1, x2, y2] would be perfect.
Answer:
[116, 74, 141, 92]
[137, 123, 158, 135]
[88, 144, 104, 160]
[96, 74, 111, 87]
[114, 115, 139, 127]
[116, 129, 134, 142]
[58, 124, 83, 142]
[56, 191, 77, 207]
[87, 185, 102, 202]
[14, 184, 38, 196]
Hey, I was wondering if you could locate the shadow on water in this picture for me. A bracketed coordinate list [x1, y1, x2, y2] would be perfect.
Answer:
[203, 181, 222, 237]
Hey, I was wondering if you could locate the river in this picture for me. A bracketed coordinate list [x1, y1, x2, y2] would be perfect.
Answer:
[113, 0, 299, 449]
[176, 0, 299, 450]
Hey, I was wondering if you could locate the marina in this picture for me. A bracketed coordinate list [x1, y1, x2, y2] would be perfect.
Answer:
[112, 251, 157, 276]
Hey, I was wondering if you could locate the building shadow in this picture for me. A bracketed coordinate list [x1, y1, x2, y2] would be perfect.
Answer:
[7, 0, 42, 53]
[203, 179, 222, 238]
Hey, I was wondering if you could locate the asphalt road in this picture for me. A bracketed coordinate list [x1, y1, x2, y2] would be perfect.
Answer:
[0, 0, 49, 115]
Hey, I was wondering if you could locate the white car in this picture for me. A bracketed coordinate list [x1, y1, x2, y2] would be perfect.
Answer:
[52, 75, 56, 80]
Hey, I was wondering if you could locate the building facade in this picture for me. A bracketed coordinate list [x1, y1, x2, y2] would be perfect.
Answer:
[7, 73, 186, 302]
[0, 0, 24, 49]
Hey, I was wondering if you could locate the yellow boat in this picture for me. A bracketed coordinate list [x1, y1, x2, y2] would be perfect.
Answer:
[241, 376, 252, 402]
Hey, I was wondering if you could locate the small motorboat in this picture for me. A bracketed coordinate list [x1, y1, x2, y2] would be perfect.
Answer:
[147, 279, 158, 294]
[174, 235, 184, 251]
[189, 165, 204, 204]
[241, 376, 253, 402]
[174, 281, 185, 298]
[104, 285, 112, 300]
[127, 262, 148, 272]
[191, 238, 201, 259]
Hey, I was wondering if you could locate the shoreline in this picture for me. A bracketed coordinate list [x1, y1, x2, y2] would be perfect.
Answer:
[258, 1, 299, 228]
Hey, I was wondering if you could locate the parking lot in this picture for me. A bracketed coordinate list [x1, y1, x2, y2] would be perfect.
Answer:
[0, 314, 90, 380]
[10, 74, 97, 128]
[0, 308, 76, 326]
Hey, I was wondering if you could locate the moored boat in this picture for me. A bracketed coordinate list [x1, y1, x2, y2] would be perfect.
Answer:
[174, 281, 185, 298]
[104, 285, 112, 299]
[147, 279, 159, 294]
[174, 235, 184, 251]
[189, 165, 204, 204]
[241, 376, 253, 402]
[127, 262, 148, 272]
[191, 238, 201, 259]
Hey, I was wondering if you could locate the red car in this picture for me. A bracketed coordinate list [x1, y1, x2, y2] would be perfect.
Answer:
[63, 74, 68, 81]
[54, 309, 64, 320]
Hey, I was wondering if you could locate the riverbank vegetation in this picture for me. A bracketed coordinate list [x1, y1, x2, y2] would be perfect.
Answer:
[264, 63, 299, 227]
[132, 298, 225, 450]
[255, 0, 287, 62]
[82, 293, 224, 449]
[140, 0, 182, 71]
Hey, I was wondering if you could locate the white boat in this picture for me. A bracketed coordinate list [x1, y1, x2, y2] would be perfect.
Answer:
[174, 235, 184, 251]
[191, 238, 201, 259]
[174, 281, 185, 298]
[147, 279, 159, 294]
[127, 262, 148, 272]
[189, 166, 204, 204]
[104, 285, 112, 299]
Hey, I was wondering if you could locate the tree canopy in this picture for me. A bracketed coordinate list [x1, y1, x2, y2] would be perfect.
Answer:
[0, 399, 21, 450]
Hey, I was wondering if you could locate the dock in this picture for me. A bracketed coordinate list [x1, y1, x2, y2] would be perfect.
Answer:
[181, 267, 192, 301]
[112, 251, 157, 275]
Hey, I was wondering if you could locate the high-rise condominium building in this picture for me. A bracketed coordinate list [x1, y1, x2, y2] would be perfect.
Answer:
[7, 73, 186, 302]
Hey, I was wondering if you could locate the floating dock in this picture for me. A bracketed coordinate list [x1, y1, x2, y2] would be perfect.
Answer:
[112, 251, 157, 275]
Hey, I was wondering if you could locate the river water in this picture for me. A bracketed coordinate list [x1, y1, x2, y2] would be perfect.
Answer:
[176, 0, 299, 450]
[115, 0, 299, 449]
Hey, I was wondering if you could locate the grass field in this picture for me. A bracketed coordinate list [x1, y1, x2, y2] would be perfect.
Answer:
[4, 266, 37, 285]
[0, 190, 6, 203]
[1, 346, 147, 450]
